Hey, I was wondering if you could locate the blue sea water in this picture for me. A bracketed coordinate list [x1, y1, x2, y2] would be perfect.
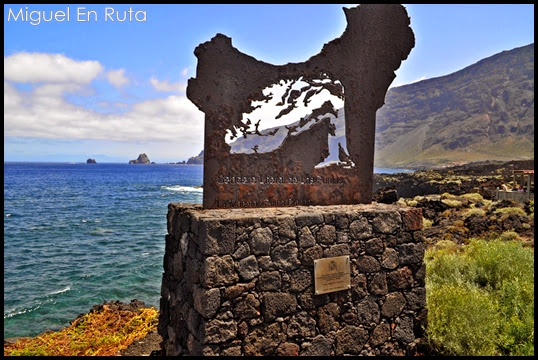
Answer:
[3, 162, 203, 339]
[3, 162, 409, 339]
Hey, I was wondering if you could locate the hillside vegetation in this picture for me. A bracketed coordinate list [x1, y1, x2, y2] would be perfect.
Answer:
[375, 43, 534, 168]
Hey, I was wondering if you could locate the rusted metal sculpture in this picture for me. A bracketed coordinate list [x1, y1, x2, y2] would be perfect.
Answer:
[187, 4, 414, 209]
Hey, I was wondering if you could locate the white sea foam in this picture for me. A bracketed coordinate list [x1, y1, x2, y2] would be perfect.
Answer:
[4, 304, 42, 319]
[6, 213, 12, 217]
[161, 185, 203, 193]
[48, 286, 71, 295]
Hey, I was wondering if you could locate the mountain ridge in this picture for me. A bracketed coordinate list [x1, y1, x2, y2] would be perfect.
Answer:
[375, 43, 534, 168]
[212, 43, 534, 169]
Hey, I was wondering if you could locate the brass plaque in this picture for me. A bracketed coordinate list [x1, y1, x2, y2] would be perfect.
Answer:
[314, 256, 351, 295]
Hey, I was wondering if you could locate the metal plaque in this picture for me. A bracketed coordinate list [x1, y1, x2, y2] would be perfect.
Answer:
[314, 256, 351, 295]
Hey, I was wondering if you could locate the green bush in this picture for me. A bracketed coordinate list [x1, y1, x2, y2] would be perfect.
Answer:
[462, 207, 486, 218]
[423, 217, 433, 228]
[499, 231, 521, 242]
[494, 207, 526, 217]
[427, 284, 501, 355]
[441, 198, 463, 208]
[461, 192, 484, 203]
[440, 192, 456, 199]
[425, 238, 534, 356]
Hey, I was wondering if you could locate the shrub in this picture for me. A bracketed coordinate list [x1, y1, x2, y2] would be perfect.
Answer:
[462, 208, 486, 218]
[499, 231, 521, 242]
[440, 192, 455, 199]
[494, 207, 526, 217]
[441, 198, 462, 208]
[423, 217, 433, 229]
[461, 192, 484, 203]
[4, 306, 158, 356]
[427, 284, 501, 356]
[425, 238, 534, 356]
[407, 200, 418, 207]
[396, 198, 408, 207]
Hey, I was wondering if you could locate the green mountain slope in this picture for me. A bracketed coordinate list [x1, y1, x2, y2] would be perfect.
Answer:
[375, 43, 534, 168]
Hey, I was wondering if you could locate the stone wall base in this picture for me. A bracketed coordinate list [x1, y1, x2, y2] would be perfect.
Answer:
[159, 203, 425, 356]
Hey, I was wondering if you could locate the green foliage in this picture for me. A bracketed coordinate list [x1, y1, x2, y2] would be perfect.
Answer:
[427, 285, 501, 355]
[440, 192, 456, 199]
[441, 198, 463, 208]
[4, 307, 158, 356]
[422, 217, 433, 228]
[406, 199, 418, 207]
[425, 238, 534, 356]
[461, 192, 484, 203]
[499, 231, 521, 242]
[462, 207, 486, 218]
[494, 206, 526, 217]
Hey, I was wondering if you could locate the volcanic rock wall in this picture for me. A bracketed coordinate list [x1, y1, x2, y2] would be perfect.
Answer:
[159, 203, 425, 356]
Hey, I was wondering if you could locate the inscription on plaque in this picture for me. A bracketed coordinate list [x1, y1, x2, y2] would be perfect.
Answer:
[187, 4, 414, 209]
[314, 256, 351, 295]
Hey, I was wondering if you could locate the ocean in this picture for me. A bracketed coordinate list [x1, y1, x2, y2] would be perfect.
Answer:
[3, 162, 203, 339]
[3, 162, 409, 339]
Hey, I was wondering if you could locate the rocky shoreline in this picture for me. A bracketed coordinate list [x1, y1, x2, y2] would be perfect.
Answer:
[373, 159, 534, 201]
[3, 300, 162, 357]
[5, 159, 533, 356]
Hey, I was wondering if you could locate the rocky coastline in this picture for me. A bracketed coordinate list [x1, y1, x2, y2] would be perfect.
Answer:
[5, 159, 533, 356]
[373, 159, 534, 201]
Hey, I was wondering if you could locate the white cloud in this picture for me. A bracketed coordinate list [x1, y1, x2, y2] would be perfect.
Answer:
[3, 52, 204, 159]
[150, 76, 185, 92]
[106, 69, 129, 88]
[4, 81, 23, 109]
[4, 52, 103, 84]
[4, 81, 204, 143]
[4, 79, 204, 144]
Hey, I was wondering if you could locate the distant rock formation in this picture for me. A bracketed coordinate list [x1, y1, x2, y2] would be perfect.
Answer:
[187, 150, 204, 165]
[86, 158, 97, 164]
[129, 153, 151, 164]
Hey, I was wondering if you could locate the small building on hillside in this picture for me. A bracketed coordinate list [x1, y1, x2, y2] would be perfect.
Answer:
[496, 169, 534, 202]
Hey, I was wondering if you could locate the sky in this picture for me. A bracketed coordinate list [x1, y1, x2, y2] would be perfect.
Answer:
[3, 4, 534, 163]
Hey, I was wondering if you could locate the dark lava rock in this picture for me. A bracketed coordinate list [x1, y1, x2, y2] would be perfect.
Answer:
[129, 153, 151, 164]
[490, 199, 519, 211]
[464, 213, 489, 237]
[374, 188, 398, 204]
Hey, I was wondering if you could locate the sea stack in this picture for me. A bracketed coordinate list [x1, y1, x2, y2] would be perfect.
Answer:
[129, 153, 151, 164]
[86, 158, 97, 164]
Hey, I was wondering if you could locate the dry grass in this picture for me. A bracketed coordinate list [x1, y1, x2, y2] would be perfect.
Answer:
[4, 306, 158, 356]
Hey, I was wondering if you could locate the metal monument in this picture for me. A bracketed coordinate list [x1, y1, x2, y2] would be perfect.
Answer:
[187, 4, 414, 209]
